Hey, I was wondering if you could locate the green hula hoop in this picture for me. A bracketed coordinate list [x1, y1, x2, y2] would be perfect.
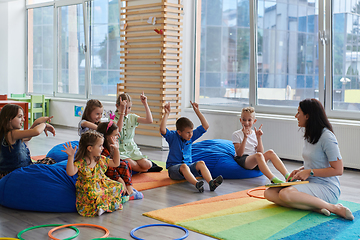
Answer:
[17, 224, 80, 240]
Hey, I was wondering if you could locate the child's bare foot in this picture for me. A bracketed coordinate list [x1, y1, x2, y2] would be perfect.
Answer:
[332, 204, 354, 220]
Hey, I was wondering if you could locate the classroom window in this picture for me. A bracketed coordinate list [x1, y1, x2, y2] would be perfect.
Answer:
[196, 0, 360, 117]
[27, 0, 121, 99]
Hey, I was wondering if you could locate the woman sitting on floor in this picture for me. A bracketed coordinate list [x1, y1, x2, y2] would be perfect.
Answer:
[264, 98, 354, 220]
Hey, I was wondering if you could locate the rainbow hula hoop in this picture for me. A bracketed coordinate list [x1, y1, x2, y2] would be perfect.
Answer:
[247, 187, 267, 199]
[48, 223, 109, 240]
[17, 224, 79, 240]
[130, 224, 189, 240]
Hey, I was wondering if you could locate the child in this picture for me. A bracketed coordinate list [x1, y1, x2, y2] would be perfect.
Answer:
[78, 99, 103, 136]
[0, 104, 56, 179]
[160, 101, 223, 193]
[97, 121, 143, 200]
[232, 107, 290, 183]
[115, 92, 162, 173]
[63, 130, 127, 217]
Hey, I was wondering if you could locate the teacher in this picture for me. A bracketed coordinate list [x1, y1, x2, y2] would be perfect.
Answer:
[264, 98, 354, 220]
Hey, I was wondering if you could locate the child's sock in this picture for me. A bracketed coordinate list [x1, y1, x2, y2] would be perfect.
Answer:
[129, 189, 144, 200]
[195, 181, 204, 193]
[285, 173, 292, 181]
[98, 208, 105, 216]
[121, 195, 130, 204]
[271, 177, 285, 184]
[209, 175, 223, 191]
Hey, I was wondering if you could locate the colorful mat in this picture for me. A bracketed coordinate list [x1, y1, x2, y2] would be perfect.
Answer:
[144, 189, 360, 240]
[132, 161, 187, 191]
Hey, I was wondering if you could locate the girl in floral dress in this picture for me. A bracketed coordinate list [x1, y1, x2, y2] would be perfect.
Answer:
[63, 130, 127, 217]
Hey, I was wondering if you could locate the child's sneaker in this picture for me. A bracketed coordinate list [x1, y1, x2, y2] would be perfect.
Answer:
[195, 181, 204, 193]
[209, 175, 223, 191]
[129, 189, 144, 200]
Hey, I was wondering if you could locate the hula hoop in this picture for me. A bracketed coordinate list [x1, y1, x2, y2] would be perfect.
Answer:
[0, 238, 20, 240]
[130, 224, 188, 240]
[247, 187, 267, 199]
[48, 224, 109, 240]
[17, 224, 79, 240]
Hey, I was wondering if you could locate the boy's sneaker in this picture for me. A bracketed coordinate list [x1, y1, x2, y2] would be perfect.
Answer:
[147, 160, 163, 172]
[209, 175, 223, 191]
[195, 181, 204, 193]
[129, 189, 144, 200]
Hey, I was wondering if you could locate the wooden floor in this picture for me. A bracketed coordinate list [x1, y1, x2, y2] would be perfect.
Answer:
[1, 126, 359, 239]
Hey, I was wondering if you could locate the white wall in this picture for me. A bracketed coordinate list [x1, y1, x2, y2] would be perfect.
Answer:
[0, 0, 26, 96]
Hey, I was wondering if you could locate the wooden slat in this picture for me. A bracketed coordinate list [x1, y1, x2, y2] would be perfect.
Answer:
[122, 72, 182, 77]
[120, 61, 163, 65]
[121, 77, 181, 83]
[121, 50, 163, 54]
[121, 55, 162, 59]
[123, 26, 181, 33]
[121, 7, 165, 16]
[137, 125, 160, 131]
[163, 20, 183, 26]
[120, 66, 181, 71]
[124, 94, 181, 101]
[121, 38, 163, 43]
[120, 66, 164, 71]
[164, 8, 183, 14]
[164, 2, 183, 8]
[120, 83, 181, 89]
[122, 44, 164, 48]
[123, 13, 182, 21]
[122, 72, 164, 76]
[135, 130, 161, 137]
[121, 2, 163, 10]
[121, 38, 182, 43]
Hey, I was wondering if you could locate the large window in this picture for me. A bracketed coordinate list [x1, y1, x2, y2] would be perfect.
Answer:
[27, 0, 121, 99]
[332, 0, 360, 112]
[27, 6, 54, 94]
[197, 0, 360, 118]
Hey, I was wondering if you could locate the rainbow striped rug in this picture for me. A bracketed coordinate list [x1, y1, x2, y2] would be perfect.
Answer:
[144, 189, 360, 239]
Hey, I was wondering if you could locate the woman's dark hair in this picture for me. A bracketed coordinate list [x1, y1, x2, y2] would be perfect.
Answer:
[0, 104, 23, 148]
[75, 130, 104, 162]
[299, 98, 333, 144]
[97, 121, 118, 152]
[81, 99, 103, 123]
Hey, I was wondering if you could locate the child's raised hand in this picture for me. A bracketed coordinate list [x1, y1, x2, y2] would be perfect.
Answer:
[44, 123, 56, 137]
[117, 96, 127, 113]
[190, 101, 199, 111]
[110, 136, 119, 150]
[254, 124, 263, 138]
[61, 142, 77, 158]
[140, 91, 147, 105]
[242, 127, 251, 138]
[164, 102, 171, 114]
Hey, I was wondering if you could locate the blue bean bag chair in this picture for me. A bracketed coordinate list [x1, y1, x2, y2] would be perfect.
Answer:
[46, 141, 79, 163]
[192, 139, 263, 179]
[0, 161, 77, 212]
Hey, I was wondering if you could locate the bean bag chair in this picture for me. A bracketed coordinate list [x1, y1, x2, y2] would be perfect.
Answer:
[0, 161, 77, 212]
[192, 139, 263, 179]
[46, 141, 79, 163]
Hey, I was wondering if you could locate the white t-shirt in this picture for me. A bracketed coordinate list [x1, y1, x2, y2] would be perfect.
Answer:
[232, 129, 258, 157]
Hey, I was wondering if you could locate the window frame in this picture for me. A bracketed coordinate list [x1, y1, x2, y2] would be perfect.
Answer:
[194, 0, 360, 120]
[26, 0, 122, 101]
